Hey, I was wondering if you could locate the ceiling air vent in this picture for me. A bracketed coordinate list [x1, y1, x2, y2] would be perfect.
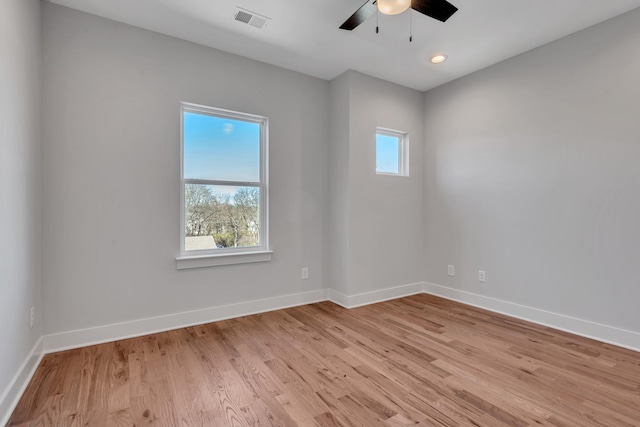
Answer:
[234, 7, 270, 29]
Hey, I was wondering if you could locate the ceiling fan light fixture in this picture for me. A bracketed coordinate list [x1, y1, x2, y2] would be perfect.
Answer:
[430, 53, 448, 64]
[377, 0, 412, 15]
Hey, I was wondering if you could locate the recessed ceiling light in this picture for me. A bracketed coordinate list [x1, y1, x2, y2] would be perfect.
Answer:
[430, 54, 448, 64]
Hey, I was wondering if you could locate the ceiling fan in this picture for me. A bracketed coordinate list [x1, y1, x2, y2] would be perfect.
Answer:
[339, 0, 458, 31]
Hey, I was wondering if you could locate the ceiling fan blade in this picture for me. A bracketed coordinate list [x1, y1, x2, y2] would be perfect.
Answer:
[339, 0, 378, 30]
[411, 0, 458, 22]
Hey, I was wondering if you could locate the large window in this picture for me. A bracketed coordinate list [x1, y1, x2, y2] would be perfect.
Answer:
[180, 103, 268, 259]
[376, 127, 409, 176]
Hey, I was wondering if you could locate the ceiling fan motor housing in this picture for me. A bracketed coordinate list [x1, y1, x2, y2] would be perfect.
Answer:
[377, 0, 412, 15]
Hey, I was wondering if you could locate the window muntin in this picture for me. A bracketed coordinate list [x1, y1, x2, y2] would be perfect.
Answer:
[376, 127, 409, 176]
[180, 103, 268, 256]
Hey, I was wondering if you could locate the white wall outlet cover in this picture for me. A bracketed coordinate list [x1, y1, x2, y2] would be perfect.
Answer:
[478, 271, 486, 283]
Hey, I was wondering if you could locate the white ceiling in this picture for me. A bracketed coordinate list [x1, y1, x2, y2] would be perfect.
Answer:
[47, 0, 640, 91]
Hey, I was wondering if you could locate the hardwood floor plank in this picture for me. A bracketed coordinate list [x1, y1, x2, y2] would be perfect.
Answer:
[315, 410, 343, 427]
[8, 294, 640, 426]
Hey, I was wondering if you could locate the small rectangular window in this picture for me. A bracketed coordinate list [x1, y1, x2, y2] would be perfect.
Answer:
[376, 127, 409, 176]
[180, 103, 268, 256]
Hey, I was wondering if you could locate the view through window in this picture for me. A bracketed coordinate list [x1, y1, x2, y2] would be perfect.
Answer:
[376, 127, 409, 176]
[181, 103, 268, 254]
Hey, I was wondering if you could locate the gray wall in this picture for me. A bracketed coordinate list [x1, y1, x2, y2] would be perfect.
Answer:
[0, 0, 42, 401]
[348, 72, 425, 294]
[42, 4, 329, 334]
[328, 72, 351, 294]
[423, 8, 640, 332]
[36, 1, 640, 341]
[329, 71, 425, 295]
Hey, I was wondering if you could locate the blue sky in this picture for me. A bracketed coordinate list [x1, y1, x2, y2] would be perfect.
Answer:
[184, 112, 260, 182]
[376, 134, 400, 174]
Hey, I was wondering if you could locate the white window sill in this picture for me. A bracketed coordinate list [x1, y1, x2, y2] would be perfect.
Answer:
[176, 250, 273, 270]
[376, 172, 409, 177]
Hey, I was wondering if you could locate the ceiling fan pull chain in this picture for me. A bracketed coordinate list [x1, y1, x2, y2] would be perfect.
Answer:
[410, 10, 413, 42]
[376, 9, 379, 34]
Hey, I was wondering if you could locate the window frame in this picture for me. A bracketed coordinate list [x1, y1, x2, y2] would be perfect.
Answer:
[178, 102, 270, 267]
[375, 127, 409, 177]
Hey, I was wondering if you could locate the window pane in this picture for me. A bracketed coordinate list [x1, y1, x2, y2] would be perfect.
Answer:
[184, 112, 260, 182]
[376, 134, 400, 174]
[184, 184, 261, 251]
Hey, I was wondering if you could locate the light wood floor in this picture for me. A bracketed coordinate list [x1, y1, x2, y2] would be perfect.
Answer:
[8, 294, 640, 426]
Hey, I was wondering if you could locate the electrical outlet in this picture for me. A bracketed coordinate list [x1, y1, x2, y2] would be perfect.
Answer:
[447, 265, 455, 277]
[478, 270, 486, 283]
[301, 267, 309, 280]
[30, 306, 35, 329]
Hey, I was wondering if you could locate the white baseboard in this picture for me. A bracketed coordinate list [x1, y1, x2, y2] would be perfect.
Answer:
[43, 289, 328, 354]
[43, 282, 640, 354]
[42, 282, 426, 353]
[328, 282, 425, 309]
[0, 337, 44, 427]
[423, 282, 640, 353]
